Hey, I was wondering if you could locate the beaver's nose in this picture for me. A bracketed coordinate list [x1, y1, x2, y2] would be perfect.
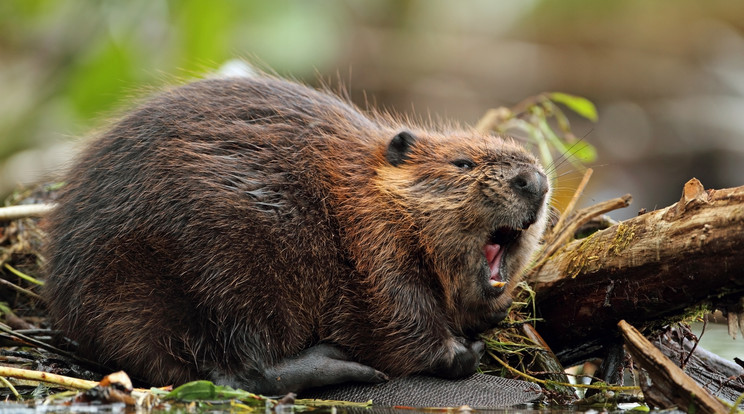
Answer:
[510, 167, 549, 201]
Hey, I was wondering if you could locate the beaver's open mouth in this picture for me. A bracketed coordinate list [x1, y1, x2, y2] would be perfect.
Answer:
[483, 225, 528, 289]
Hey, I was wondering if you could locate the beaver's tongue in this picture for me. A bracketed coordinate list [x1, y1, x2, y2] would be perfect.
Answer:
[484, 243, 505, 285]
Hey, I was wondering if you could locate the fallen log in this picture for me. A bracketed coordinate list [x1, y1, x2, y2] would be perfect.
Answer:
[529, 179, 744, 365]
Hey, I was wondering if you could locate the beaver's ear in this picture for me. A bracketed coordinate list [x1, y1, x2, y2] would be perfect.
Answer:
[386, 131, 416, 167]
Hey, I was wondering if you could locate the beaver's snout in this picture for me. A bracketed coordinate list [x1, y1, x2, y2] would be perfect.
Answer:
[510, 167, 549, 203]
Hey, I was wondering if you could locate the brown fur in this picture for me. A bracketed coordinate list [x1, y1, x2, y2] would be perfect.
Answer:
[44, 75, 550, 390]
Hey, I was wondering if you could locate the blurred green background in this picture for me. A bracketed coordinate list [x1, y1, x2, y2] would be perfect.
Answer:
[2, 0, 744, 217]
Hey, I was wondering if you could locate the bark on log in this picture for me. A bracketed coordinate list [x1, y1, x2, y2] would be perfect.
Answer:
[529, 179, 744, 364]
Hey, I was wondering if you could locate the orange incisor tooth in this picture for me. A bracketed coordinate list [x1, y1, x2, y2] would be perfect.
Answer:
[490, 280, 506, 288]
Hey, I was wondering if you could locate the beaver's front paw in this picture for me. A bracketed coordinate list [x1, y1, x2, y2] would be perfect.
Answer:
[429, 338, 485, 379]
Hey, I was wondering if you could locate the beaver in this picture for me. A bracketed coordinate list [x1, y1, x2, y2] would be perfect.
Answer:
[43, 74, 550, 395]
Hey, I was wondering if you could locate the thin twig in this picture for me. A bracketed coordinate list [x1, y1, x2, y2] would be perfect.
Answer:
[0, 375, 22, 400]
[0, 324, 113, 374]
[487, 351, 639, 392]
[0, 366, 97, 391]
[475, 107, 512, 133]
[0, 204, 55, 221]
[682, 319, 706, 370]
[4, 264, 44, 286]
[550, 168, 593, 239]
[0, 278, 41, 300]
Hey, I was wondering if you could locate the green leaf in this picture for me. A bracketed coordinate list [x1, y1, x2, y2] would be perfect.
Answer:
[164, 380, 221, 401]
[572, 142, 598, 163]
[163, 380, 268, 404]
[548, 92, 598, 122]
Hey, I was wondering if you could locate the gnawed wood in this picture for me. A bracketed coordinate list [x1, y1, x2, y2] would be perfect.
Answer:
[619, 320, 728, 414]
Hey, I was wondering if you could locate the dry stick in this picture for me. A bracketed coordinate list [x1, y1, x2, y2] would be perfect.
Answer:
[0, 204, 55, 221]
[0, 324, 113, 374]
[0, 278, 41, 300]
[527, 168, 593, 278]
[475, 95, 547, 133]
[0, 366, 97, 391]
[682, 319, 706, 370]
[550, 168, 593, 240]
[475, 107, 512, 133]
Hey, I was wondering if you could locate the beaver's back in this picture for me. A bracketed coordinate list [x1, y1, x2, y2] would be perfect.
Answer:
[44, 76, 380, 385]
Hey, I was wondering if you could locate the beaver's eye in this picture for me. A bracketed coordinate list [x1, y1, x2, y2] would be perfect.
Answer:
[452, 159, 475, 170]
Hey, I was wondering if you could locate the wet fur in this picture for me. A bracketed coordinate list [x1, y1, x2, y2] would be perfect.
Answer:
[44, 75, 549, 388]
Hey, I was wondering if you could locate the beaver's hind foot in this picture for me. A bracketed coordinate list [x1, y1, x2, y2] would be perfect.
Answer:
[219, 344, 388, 395]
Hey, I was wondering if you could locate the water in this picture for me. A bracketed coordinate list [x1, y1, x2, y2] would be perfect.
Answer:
[0, 403, 125, 414]
[690, 321, 743, 362]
